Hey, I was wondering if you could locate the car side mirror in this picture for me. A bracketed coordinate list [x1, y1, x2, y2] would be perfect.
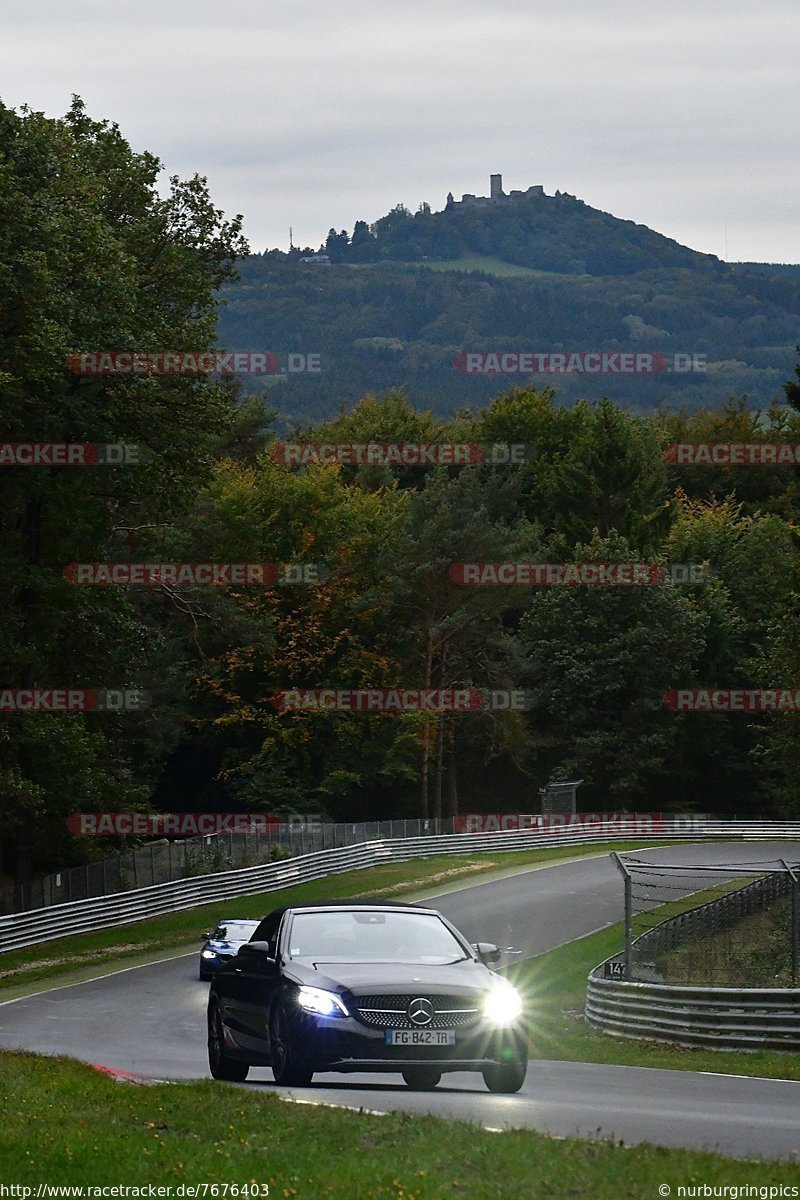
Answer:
[201, 932, 212, 940]
[473, 942, 501, 964]
[237, 941, 276, 964]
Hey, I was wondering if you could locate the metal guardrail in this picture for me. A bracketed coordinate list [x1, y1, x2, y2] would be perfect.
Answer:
[0, 841, 392, 954]
[586, 975, 800, 1050]
[3, 818, 800, 955]
[17, 818, 461, 914]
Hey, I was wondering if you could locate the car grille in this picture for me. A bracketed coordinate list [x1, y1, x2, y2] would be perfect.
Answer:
[353, 993, 481, 1029]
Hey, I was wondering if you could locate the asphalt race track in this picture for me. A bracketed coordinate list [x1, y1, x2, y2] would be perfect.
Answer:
[3, 842, 800, 1161]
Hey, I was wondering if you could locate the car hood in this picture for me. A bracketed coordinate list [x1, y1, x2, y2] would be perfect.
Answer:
[286, 958, 497, 996]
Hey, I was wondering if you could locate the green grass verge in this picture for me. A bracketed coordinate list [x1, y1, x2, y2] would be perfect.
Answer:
[0, 842, 673, 998]
[659, 895, 794, 986]
[1, 1050, 796, 1191]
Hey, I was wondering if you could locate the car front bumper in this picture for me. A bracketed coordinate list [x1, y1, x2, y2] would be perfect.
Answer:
[290, 1011, 527, 1074]
[200, 953, 236, 974]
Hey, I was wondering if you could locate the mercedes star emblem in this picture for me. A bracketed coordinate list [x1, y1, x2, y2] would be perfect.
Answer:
[407, 997, 435, 1026]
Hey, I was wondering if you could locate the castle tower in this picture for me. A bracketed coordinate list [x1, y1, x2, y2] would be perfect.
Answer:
[490, 173, 503, 200]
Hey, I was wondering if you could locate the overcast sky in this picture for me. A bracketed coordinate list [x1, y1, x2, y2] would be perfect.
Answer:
[2, 0, 798, 263]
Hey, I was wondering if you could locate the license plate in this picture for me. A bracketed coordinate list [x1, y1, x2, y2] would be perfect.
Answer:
[385, 1029, 455, 1046]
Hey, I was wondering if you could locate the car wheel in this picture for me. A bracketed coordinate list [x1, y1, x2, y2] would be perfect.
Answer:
[401, 1067, 442, 1090]
[270, 1002, 314, 1087]
[207, 1001, 250, 1082]
[482, 1058, 527, 1094]
[199, 970, 211, 982]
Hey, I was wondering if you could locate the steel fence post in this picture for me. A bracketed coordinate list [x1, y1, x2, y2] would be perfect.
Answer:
[781, 860, 799, 985]
[611, 852, 633, 979]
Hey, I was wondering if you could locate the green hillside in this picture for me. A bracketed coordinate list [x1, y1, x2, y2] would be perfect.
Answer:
[217, 187, 800, 425]
[324, 187, 721, 275]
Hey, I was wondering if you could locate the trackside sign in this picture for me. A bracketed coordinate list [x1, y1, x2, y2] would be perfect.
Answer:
[454, 812, 666, 834]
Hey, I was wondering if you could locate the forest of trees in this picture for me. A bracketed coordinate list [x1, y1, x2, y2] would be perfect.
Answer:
[3, 100, 800, 902]
[219, 243, 800, 421]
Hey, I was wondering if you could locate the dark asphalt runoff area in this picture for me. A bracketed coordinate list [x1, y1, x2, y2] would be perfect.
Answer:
[3, 841, 800, 1161]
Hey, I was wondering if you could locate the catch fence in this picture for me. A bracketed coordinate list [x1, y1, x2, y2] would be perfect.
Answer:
[5, 818, 458, 914]
[611, 853, 800, 985]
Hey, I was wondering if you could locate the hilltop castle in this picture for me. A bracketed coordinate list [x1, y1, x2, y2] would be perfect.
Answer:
[446, 174, 545, 211]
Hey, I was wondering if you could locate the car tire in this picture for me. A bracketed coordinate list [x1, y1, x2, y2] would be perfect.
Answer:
[482, 1058, 527, 1094]
[270, 1002, 314, 1087]
[199, 970, 212, 982]
[207, 1001, 250, 1082]
[401, 1067, 442, 1090]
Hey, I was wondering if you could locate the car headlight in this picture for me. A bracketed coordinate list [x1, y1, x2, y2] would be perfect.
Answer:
[296, 986, 350, 1017]
[201, 950, 217, 959]
[482, 980, 523, 1026]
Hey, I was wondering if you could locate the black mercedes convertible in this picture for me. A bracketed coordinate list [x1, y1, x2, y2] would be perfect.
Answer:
[207, 900, 528, 1092]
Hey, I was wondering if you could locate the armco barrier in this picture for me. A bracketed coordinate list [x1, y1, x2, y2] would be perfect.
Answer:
[2, 819, 800, 954]
[585, 975, 800, 1050]
[21, 818, 461, 914]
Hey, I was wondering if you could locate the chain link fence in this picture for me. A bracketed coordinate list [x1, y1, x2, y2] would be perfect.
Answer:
[4, 819, 456, 914]
[612, 853, 800, 985]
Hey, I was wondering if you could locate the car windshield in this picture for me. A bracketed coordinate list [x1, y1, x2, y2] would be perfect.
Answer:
[213, 921, 258, 942]
[288, 910, 469, 964]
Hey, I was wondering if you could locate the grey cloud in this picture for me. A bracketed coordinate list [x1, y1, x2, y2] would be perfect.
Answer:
[0, 0, 797, 261]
